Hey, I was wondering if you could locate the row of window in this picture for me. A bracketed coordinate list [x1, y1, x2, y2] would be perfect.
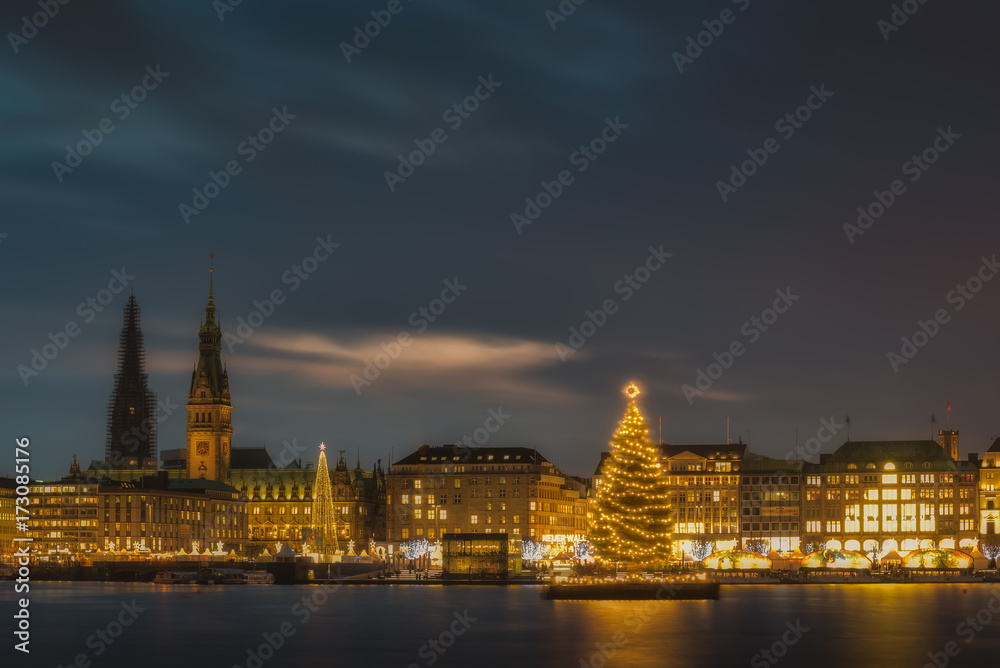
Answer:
[807, 488, 975, 501]
[400, 476, 524, 489]
[804, 519, 977, 533]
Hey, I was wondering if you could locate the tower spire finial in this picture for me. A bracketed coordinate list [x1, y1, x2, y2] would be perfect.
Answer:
[204, 253, 216, 325]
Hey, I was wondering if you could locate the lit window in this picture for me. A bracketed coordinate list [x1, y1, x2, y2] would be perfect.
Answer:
[470, 515, 478, 524]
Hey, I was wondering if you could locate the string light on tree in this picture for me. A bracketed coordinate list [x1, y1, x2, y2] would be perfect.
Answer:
[591, 382, 673, 567]
[311, 443, 340, 556]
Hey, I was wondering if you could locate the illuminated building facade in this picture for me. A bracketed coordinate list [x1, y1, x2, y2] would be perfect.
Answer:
[442, 532, 522, 578]
[979, 438, 1000, 536]
[663, 444, 744, 554]
[228, 447, 386, 552]
[739, 459, 803, 552]
[802, 441, 979, 553]
[98, 474, 247, 553]
[386, 445, 588, 549]
[0, 478, 17, 558]
[28, 477, 100, 561]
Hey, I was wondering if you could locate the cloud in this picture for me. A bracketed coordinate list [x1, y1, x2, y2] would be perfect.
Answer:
[228, 328, 575, 399]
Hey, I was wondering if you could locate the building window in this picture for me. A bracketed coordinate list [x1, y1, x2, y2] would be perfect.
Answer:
[414, 510, 422, 520]
[470, 515, 478, 524]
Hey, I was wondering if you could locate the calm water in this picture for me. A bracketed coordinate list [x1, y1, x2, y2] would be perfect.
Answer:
[5, 583, 1000, 667]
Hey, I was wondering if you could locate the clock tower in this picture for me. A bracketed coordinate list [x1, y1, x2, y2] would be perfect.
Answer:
[186, 260, 233, 481]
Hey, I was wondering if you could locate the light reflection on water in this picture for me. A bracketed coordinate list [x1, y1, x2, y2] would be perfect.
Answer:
[3, 583, 1000, 667]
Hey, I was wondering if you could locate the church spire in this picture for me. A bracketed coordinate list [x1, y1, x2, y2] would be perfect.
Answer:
[190, 254, 227, 401]
[105, 293, 157, 468]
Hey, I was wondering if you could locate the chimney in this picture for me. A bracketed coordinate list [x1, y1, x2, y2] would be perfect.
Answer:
[968, 453, 979, 463]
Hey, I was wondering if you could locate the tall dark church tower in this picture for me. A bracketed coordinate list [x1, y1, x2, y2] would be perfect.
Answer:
[106, 293, 158, 468]
[186, 261, 233, 481]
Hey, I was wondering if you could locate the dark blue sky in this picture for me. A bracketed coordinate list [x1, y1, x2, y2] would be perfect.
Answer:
[3, 0, 998, 481]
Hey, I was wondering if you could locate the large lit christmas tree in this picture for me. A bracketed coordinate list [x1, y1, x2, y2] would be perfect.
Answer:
[592, 383, 673, 567]
[311, 443, 339, 556]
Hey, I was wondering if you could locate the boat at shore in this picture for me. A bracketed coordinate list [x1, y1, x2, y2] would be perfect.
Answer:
[154, 571, 198, 584]
[194, 568, 274, 584]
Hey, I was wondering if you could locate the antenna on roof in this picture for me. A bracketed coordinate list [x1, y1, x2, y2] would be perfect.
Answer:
[726, 416, 731, 445]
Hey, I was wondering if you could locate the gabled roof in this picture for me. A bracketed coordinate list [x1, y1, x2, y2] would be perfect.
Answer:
[988, 438, 1000, 453]
[822, 440, 957, 472]
[661, 443, 748, 460]
[394, 445, 548, 466]
[230, 447, 275, 470]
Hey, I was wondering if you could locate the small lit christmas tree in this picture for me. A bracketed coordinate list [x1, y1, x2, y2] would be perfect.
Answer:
[592, 383, 672, 567]
[311, 443, 339, 556]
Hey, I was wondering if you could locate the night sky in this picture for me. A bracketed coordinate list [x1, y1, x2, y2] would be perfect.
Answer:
[3, 0, 998, 481]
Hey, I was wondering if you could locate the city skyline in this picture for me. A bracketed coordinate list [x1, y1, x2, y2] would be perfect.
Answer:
[5, 264, 999, 482]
